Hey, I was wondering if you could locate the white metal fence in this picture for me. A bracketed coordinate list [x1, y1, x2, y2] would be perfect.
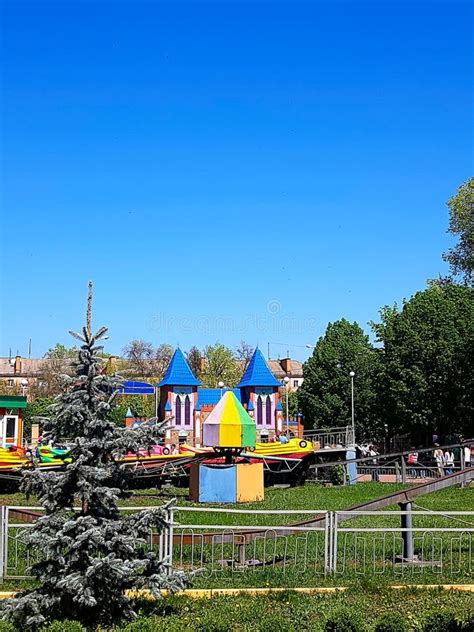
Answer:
[1, 505, 472, 583]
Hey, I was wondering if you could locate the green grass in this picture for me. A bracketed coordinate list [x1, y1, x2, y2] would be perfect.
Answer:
[116, 587, 474, 631]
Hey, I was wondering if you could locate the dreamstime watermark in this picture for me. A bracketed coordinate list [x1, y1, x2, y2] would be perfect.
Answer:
[148, 300, 317, 337]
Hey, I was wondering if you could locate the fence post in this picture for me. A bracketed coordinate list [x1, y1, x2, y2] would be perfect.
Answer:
[460, 448, 465, 489]
[0, 506, 4, 583]
[399, 501, 414, 561]
[168, 506, 174, 573]
[401, 457, 407, 484]
[395, 461, 400, 483]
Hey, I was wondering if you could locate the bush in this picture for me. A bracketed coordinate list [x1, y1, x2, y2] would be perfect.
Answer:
[324, 609, 366, 632]
[328, 465, 345, 486]
[422, 611, 461, 632]
[374, 613, 408, 632]
[41, 621, 85, 632]
[0, 622, 16, 632]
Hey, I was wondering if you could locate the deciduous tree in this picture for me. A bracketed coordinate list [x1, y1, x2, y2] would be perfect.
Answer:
[200, 343, 241, 388]
[443, 177, 473, 286]
[298, 319, 381, 441]
[372, 284, 473, 441]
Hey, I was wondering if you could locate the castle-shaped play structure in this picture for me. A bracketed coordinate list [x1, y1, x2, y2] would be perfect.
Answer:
[158, 347, 285, 447]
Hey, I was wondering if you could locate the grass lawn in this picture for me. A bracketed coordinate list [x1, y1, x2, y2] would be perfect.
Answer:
[112, 586, 474, 631]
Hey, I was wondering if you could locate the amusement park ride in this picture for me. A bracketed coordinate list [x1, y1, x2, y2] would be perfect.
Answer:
[0, 391, 315, 490]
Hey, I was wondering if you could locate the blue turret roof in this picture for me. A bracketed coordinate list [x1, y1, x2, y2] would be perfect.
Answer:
[275, 401, 283, 411]
[164, 400, 172, 411]
[247, 399, 254, 411]
[237, 348, 281, 388]
[125, 407, 133, 418]
[157, 348, 201, 387]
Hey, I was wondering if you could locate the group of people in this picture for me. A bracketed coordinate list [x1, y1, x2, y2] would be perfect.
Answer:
[407, 443, 472, 478]
[366, 442, 472, 482]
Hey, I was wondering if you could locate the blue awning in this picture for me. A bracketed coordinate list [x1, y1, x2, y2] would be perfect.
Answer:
[115, 380, 155, 395]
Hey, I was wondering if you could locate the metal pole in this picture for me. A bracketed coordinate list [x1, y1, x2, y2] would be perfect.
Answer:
[286, 383, 289, 435]
[399, 501, 414, 561]
[154, 387, 158, 419]
[350, 374, 355, 446]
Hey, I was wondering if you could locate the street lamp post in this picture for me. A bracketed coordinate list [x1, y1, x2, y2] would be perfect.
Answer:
[283, 376, 290, 435]
[218, 381, 224, 399]
[349, 371, 355, 446]
[20, 378, 28, 398]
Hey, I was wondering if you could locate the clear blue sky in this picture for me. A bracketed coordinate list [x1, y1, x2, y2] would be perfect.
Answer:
[1, 0, 472, 361]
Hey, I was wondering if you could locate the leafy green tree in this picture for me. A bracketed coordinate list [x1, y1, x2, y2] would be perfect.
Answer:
[185, 346, 202, 379]
[298, 319, 381, 440]
[23, 396, 56, 440]
[43, 343, 77, 359]
[2, 321, 184, 629]
[279, 389, 299, 419]
[108, 395, 156, 426]
[372, 284, 473, 441]
[443, 177, 473, 286]
[200, 343, 241, 388]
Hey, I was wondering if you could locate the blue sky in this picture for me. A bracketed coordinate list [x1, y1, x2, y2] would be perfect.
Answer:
[1, 0, 472, 361]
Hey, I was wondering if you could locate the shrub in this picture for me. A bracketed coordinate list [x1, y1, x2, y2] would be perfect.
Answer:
[324, 609, 366, 632]
[422, 611, 461, 632]
[41, 621, 85, 632]
[374, 613, 408, 632]
[328, 465, 345, 486]
[0, 622, 16, 632]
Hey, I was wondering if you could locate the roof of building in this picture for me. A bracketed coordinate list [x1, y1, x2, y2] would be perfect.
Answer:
[247, 399, 254, 411]
[197, 388, 241, 406]
[157, 348, 201, 387]
[125, 407, 133, 418]
[275, 401, 282, 411]
[0, 395, 27, 409]
[164, 400, 172, 411]
[267, 359, 304, 378]
[237, 348, 281, 388]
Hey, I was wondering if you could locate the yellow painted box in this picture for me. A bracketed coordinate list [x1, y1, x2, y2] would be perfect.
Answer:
[235, 462, 264, 502]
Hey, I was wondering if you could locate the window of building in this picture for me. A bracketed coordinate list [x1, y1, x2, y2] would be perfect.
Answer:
[293, 380, 299, 388]
[265, 395, 272, 425]
[256, 396, 263, 426]
[184, 395, 191, 426]
[5, 416, 16, 439]
[175, 395, 181, 426]
[7, 379, 14, 388]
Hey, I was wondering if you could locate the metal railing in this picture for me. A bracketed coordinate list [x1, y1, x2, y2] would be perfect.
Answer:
[2, 505, 472, 584]
[303, 426, 354, 449]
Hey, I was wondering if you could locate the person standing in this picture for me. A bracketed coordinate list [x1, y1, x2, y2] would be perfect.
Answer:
[369, 445, 380, 482]
[407, 448, 419, 478]
[434, 444, 444, 477]
[464, 444, 471, 467]
[444, 449, 455, 475]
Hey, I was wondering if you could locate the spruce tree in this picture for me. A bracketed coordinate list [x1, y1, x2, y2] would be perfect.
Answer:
[2, 310, 184, 629]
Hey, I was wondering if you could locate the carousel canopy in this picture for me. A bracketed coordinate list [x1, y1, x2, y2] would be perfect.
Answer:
[202, 390, 256, 449]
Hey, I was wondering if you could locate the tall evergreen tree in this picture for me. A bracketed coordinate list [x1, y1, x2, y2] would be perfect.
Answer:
[2, 316, 184, 629]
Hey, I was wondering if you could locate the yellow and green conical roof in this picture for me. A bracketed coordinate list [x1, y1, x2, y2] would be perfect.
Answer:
[202, 390, 256, 448]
